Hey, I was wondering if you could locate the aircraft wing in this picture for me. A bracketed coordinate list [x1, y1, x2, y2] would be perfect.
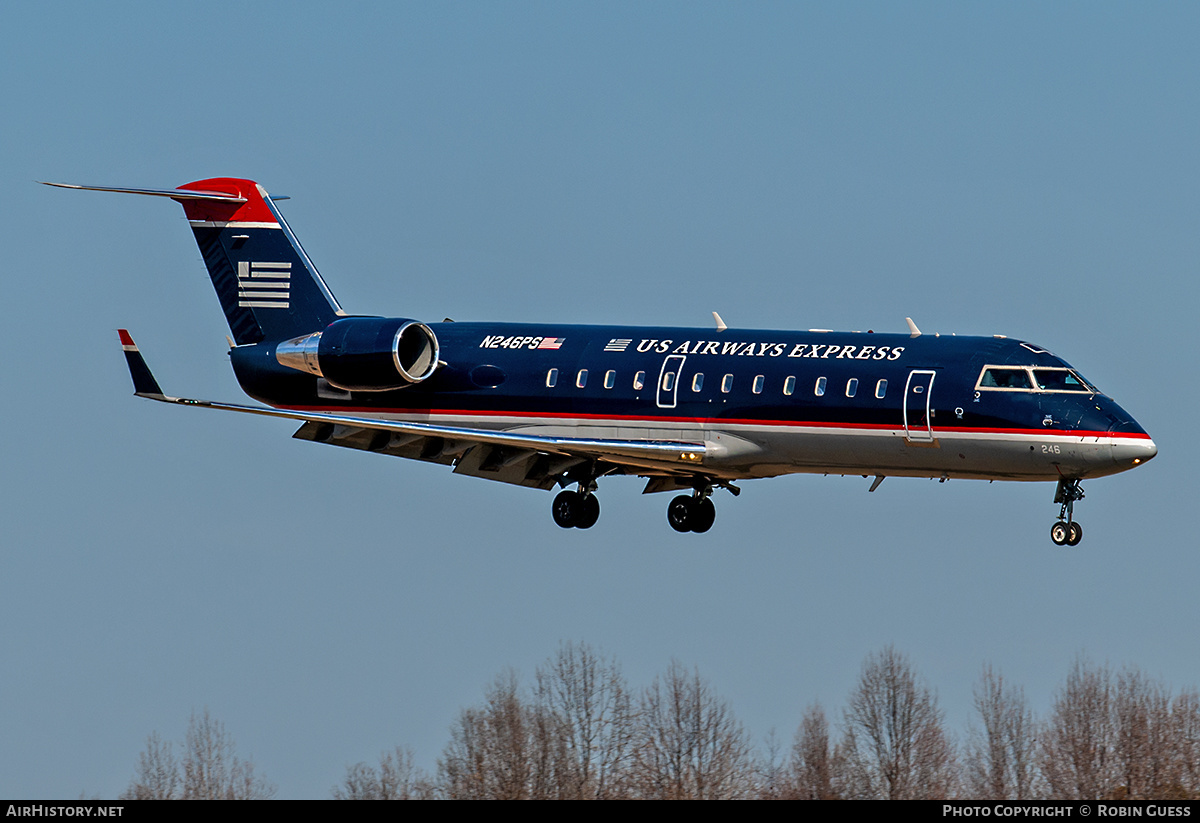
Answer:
[119, 331, 707, 490]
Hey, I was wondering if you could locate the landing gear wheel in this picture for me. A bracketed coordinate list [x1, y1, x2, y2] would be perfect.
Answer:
[667, 495, 694, 533]
[553, 490, 581, 529]
[1051, 479, 1087, 545]
[690, 497, 716, 533]
[576, 494, 600, 529]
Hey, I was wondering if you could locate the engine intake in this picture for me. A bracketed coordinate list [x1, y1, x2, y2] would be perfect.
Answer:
[276, 317, 440, 392]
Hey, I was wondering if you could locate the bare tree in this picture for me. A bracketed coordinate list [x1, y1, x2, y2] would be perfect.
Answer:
[1040, 658, 1117, 799]
[1171, 689, 1200, 798]
[1040, 659, 1200, 800]
[630, 660, 754, 799]
[438, 670, 570, 799]
[839, 646, 957, 799]
[964, 665, 1039, 799]
[755, 729, 791, 799]
[333, 746, 435, 800]
[121, 732, 179, 800]
[122, 709, 275, 800]
[533, 641, 635, 799]
[1112, 667, 1177, 799]
[788, 703, 841, 799]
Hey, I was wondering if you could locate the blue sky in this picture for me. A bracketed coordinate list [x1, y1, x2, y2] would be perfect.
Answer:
[2, 1, 1197, 798]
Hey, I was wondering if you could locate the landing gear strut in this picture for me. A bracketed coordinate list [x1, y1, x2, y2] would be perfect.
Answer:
[667, 483, 718, 534]
[1050, 479, 1085, 546]
[552, 479, 601, 530]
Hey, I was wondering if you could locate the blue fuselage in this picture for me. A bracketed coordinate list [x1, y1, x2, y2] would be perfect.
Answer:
[228, 321, 1153, 483]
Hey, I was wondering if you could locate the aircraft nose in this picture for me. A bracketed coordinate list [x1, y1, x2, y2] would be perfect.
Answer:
[1109, 420, 1157, 469]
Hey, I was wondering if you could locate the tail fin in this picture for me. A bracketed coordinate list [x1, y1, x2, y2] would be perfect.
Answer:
[45, 178, 343, 344]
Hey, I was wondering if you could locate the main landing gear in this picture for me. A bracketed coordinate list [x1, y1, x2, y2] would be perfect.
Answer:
[551, 475, 734, 533]
[1050, 479, 1085, 546]
[667, 481, 723, 534]
[552, 488, 600, 530]
[668, 495, 716, 533]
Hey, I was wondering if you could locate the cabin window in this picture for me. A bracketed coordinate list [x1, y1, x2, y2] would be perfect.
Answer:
[662, 372, 676, 392]
[576, 369, 588, 388]
[815, 376, 827, 396]
[546, 368, 558, 388]
[978, 367, 1033, 390]
[783, 376, 796, 396]
[692, 373, 704, 392]
[604, 370, 616, 389]
[721, 374, 734, 393]
[846, 378, 858, 398]
[633, 370, 646, 390]
[752, 375, 765, 394]
[875, 378, 887, 399]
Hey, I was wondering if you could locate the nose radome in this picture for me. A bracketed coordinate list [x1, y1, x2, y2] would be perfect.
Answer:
[1109, 421, 1157, 468]
[1135, 438, 1158, 464]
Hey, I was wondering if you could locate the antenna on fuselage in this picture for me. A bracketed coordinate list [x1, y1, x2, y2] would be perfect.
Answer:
[905, 317, 922, 337]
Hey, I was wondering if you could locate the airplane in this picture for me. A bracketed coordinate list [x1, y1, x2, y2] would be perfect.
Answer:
[45, 177, 1156, 544]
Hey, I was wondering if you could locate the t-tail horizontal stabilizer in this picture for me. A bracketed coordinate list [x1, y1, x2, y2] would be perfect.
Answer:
[40, 182, 247, 203]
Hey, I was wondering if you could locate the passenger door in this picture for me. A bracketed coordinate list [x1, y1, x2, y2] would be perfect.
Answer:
[656, 355, 686, 409]
[904, 369, 936, 442]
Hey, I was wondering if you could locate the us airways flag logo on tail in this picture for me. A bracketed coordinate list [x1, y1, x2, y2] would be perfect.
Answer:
[237, 261, 291, 308]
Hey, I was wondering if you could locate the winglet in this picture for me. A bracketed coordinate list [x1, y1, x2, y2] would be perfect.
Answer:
[118, 329, 166, 398]
[712, 311, 728, 332]
[905, 317, 922, 337]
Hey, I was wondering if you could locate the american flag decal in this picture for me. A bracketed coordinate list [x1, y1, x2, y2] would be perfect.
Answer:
[604, 338, 632, 352]
[537, 337, 565, 350]
[237, 261, 291, 308]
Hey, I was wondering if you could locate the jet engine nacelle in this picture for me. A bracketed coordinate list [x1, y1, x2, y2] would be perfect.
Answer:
[275, 317, 440, 392]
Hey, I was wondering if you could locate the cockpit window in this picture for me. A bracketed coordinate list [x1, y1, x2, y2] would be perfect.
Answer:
[979, 367, 1033, 390]
[1033, 369, 1092, 393]
[976, 365, 1097, 394]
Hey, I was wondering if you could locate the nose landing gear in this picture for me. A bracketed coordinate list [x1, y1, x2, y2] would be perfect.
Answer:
[1050, 479, 1085, 546]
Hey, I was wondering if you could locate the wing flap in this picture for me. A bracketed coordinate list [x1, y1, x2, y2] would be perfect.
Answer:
[121, 331, 708, 483]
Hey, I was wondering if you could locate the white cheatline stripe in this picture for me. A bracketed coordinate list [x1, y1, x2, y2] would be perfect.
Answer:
[189, 221, 280, 229]
[288, 408, 1138, 446]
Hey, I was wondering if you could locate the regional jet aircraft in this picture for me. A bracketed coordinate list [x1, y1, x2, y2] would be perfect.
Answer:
[45, 178, 1157, 543]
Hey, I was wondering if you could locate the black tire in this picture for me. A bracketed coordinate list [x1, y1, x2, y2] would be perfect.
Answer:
[667, 495, 694, 533]
[576, 494, 600, 529]
[690, 497, 716, 533]
[1066, 521, 1083, 546]
[552, 490, 581, 529]
[1050, 521, 1068, 545]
